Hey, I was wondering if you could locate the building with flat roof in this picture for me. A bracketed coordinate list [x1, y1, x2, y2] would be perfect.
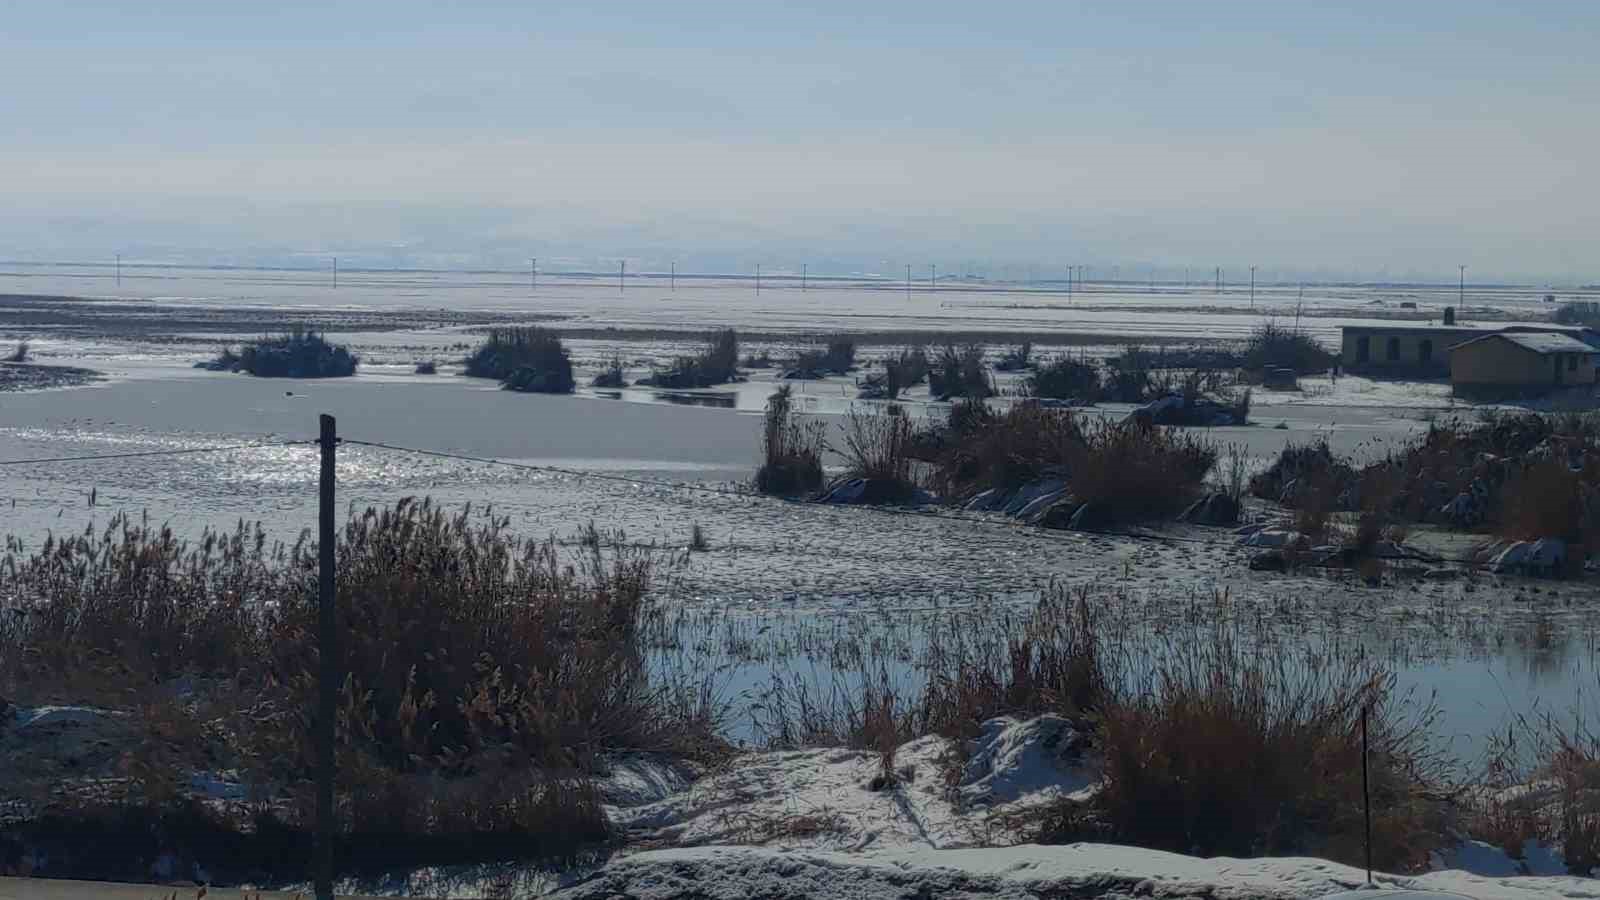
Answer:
[1339, 324, 1483, 376]
[1449, 331, 1599, 395]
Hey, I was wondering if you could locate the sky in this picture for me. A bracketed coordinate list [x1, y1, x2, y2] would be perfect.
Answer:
[0, 1, 1596, 282]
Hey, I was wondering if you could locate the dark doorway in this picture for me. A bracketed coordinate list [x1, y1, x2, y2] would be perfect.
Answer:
[1387, 337, 1401, 362]
[1357, 335, 1370, 363]
[1419, 339, 1433, 365]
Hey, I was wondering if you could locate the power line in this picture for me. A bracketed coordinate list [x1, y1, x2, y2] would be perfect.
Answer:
[0, 440, 313, 467]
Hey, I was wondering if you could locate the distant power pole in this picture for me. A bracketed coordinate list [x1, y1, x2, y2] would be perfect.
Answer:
[756, 263, 761, 294]
[1067, 264, 1073, 300]
[115, 254, 121, 286]
[1250, 265, 1257, 309]
[670, 261, 675, 292]
[619, 260, 625, 292]
[906, 264, 911, 299]
[802, 263, 807, 292]
[332, 257, 338, 289]
[1459, 265, 1466, 307]
[1214, 266, 1221, 293]
[530, 258, 537, 290]
[930, 264, 936, 292]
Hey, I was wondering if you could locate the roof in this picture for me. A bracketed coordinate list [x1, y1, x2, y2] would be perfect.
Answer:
[1340, 324, 1483, 337]
[1451, 332, 1597, 355]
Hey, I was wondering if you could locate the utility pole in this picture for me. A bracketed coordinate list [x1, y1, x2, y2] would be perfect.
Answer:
[930, 264, 936, 292]
[802, 263, 807, 292]
[1250, 266, 1256, 309]
[906, 264, 911, 299]
[619, 260, 625, 292]
[756, 263, 761, 294]
[670, 261, 675, 292]
[530, 258, 537, 290]
[315, 414, 338, 900]
[1215, 266, 1220, 293]
[1067, 264, 1073, 300]
[115, 254, 121, 286]
[1459, 264, 1466, 307]
[332, 257, 338, 289]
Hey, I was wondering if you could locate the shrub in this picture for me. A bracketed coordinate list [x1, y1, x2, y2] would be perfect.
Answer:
[1104, 347, 1153, 402]
[646, 329, 741, 388]
[754, 385, 825, 496]
[414, 361, 438, 375]
[929, 343, 991, 400]
[5, 340, 28, 363]
[742, 350, 775, 369]
[1027, 356, 1101, 401]
[1553, 301, 1600, 328]
[1242, 320, 1336, 375]
[824, 338, 856, 373]
[465, 327, 574, 393]
[933, 403, 1081, 498]
[1087, 633, 1445, 869]
[882, 346, 930, 399]
[1499, 459, 1600, 557]
[226, 327, 359, 378]
[0, 501, 720, 864]
[834, 406, 917, 500]
[592, 354, 628, 388]
[1064, 420, 1217, 522]
[995, 342, 1033, 372]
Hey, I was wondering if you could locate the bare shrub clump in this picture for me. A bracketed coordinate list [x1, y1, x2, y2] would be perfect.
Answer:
[833, 405, 918, 501]
[929, 343, 992, 400]
[1242, 320, 1336, 375]
[754, 385, 825, 496]
[592, 353, 628, 388]
[5, 340, 29, 363]
[1026, 355, 1101, 402]
[645, 328, 741, 388]
[465, 326, 574, 393]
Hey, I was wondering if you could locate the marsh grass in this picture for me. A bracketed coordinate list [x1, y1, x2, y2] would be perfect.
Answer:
[646, 328, 741, 388]
[5, 340, 28, 363]
[0, 500, 719, 873]
[465, 326, 575, 393]
[220, 327, 359, 378]
[754, 385, 825, 496]
[834, 405, 917, 499]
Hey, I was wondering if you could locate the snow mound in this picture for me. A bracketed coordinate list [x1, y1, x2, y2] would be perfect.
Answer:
[547, 843, 1599, 900]
[957, 714, 1095, 806]
[608, 716, 1091, 852]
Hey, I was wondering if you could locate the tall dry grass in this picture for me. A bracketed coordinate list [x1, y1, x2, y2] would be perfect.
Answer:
[755, 385, 825, 496]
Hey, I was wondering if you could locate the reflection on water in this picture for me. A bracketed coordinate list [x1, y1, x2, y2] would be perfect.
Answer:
[652, 391, 737, 409]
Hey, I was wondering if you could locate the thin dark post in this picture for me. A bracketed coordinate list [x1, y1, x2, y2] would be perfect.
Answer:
[1362, 703, 1372, 884]
[531, 258, 537, 290]
[115, 254, 121, 286]
[332, 257, 338, 289]
[905, 263, 911, 298]
[1459, 264, 1466, 307]
[930, 263, 936, 292]
[1250, 265, 1256, 308]
[802, 263, 807, 291]
[316, 414, 338, 900]
[756, 263, 761, 294]
[670, 261, 675, 292]
[1067, 264, 1073, 300]
[619, 260, 625, 292]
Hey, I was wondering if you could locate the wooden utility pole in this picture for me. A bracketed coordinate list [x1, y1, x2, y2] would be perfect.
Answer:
[1250, 266, 1257, 309]
[1459, 265, 1466, 307]
[115, 254, 121, 286]
[802, 263, 807, 292]
[530, 258, 537, 290]
[930, 263, 936, 292]
[316, 414, 338, 900]
[905, 264, 911, 299]
[619, 260, 625, 292]
[756, 263, 761, 294]
[332, 257, 338, 289]
[1067, 264, 1073, 300]
[670, 261, 675, 292]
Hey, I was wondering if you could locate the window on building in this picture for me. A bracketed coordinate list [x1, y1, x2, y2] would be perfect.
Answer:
[1386, 337, 1401, 361]
[1419, 339, 1433, 364]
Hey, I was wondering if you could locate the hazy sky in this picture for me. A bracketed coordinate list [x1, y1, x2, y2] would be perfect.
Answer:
[1, 2, 1595, 281]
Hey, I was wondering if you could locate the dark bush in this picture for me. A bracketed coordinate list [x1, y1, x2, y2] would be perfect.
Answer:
[929, 343, 991, 400]
[1243, 320, 1336, 375]
[224, 327, 359, 378]
[465, 327, 574, 393]
[592, 354, 628, 388]
[645, 329, 741, 388]
[995, 342, 1033, 372]
[1028, 356, 1101, 401]
[882, 346, 930, 399]
[755, 385, 825, 495]
[1553, 301, 1600, 328]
